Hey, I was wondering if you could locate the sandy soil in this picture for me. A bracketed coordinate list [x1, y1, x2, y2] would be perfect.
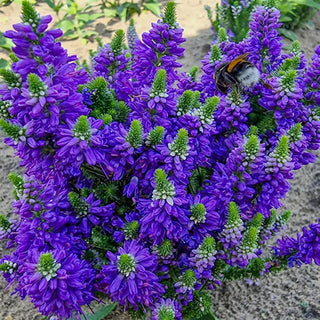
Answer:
[1, 1, 320, 319]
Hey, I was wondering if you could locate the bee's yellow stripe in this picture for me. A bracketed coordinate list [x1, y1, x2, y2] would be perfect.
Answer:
[227, 58, 244, 73]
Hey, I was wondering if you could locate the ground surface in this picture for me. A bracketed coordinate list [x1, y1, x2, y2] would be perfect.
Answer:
[0, 1, 320, 319]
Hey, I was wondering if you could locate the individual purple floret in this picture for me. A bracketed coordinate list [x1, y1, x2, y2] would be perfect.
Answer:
[151, 298, 182, 320]
[98, 240, 165, 309]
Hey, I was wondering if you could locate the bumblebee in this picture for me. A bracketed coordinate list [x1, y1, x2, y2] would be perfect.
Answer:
[214, 53, 270, 94]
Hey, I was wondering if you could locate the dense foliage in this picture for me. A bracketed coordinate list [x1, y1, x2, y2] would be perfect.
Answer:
[1, 1, 320, 320]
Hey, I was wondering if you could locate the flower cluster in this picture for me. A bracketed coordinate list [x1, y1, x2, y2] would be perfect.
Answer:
[1, 2, 320, 319]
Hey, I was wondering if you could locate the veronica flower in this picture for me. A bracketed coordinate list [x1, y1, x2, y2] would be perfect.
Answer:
[56, 116, 105, 167]
[100, 120, 143, 180]
[0, 255, 19, 287]
[68, 192, 115, 237]
[188, 194, 221, 243]
[132, 2, 185, 86]
[112, 212, 141, 243]
[219, 202, 244, 249]
[18, 249, 96, 319]
[99, 240, 165, 309]
[151, 298, 182, 320]
[215, 91, 252, 134]
[139, 169, 189, 244]
[174, 269, 197, 304]
[229, 226, 259, 268]
[127, 19, 139, 53]
[245, 6, 282, 67]
[190, 236, 217, 280]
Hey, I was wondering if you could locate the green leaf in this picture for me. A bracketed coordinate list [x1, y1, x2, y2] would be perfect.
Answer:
[78, 13, 102, 22]
[0, 33, 13, 51]
[290, 0, 320, 10]
[0, 58, 9, 69]
[144, 1, 161, 16]
[278, 28, 297, 41]
[116, 5, 127, 21]
[44, 0, 55, 9]
[56, 19, 75, 33]
[79, 302, 117, 320]
[279, 15, 293, 22]
[81, 30, 98, 37]
[103, 7, 118, 18]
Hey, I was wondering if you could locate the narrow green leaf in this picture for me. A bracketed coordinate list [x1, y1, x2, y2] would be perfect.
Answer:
[278, 28, 297, 41]
[80, 302, 117, 320]
[44, 0, 55, 9]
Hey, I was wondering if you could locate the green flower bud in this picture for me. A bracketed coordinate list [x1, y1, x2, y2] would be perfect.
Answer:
[37, 253, 61, 281]
[124, 221, 139, 240]
[244, 134, 260, 164]
[177, 90, 193, 116]
[117, 253, 136, 276]
[188, 66, 199, 81]
[22, 0, 40, 30]
[162, 2, 176, 28]
[263, 208, 277, 230]
[190, 203, 207, 225]
[152, 169, 175, 205]
[126, 120, 143, 149]
[150, 69, 167, 98]
[0, 100, 12, 119]
[179, 269, 196, 289]
[281, 70, 297, 91]
[0, 119, 25, 144]
[68, 191, 89, 218]
[210, 44, 222, 62]
[290, 40, 301, 55]
[288, 123, 302, 143]
[146, 126, 164, 146]
[0, 215, 11, 233]
[226, 201, 243, 229]
[27, 73, 48, 98]
[111, 29, 125, 56]
[217, 27, 228, 43]
[272, 135, 290, 164]
[0, 260, 18, 274]
[0, 69, 22, 89]
[198, 236, 216, 258]
[156, 239, 173, 258]
[73, 116, 91, 141]
[168, 128, 190, 160]
[247, 213, 264, 231]
[8, 172, 24, 198]
[240, 226, 258, 254]
[197, 96, 219, 126]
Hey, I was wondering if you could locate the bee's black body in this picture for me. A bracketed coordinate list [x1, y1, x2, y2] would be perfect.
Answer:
[214, 53, 263, 94]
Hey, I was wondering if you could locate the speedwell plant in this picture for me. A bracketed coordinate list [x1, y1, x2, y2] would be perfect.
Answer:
[1, 1, 320, 320]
